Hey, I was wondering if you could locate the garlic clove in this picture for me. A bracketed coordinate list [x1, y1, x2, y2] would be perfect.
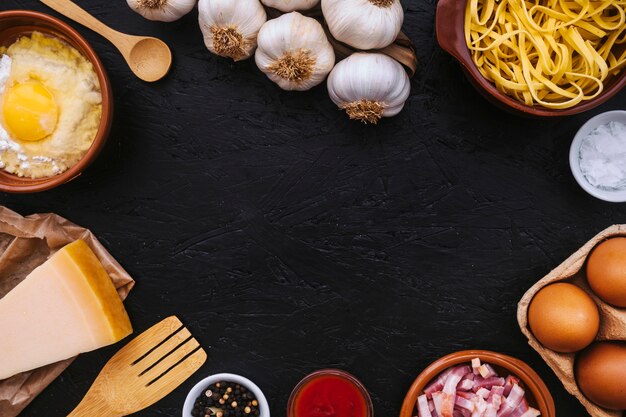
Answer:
[260, 0, 320, 12]
[255, 12, 335, 91]
[127, 0, 196, 22]
[327, 52, 410, 123]
[198, 0, 267, 61]
[321, 0, 404, 50]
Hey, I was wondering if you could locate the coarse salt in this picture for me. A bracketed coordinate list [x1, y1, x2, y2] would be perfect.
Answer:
[0, 55, 11, 95]
[579, 121, 626, 191]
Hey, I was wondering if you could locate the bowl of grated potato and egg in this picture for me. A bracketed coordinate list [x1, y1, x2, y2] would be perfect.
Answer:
[0, 10, 112, 193]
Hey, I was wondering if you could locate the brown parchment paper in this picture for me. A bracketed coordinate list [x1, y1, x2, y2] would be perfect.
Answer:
[0, 206, 135, 417]
[518, 224, 626, 417]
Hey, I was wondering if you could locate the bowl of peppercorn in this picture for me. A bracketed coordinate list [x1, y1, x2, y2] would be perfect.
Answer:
[183, 373, 269, 417]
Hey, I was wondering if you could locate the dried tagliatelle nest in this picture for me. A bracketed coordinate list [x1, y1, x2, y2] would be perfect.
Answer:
[466, 0, 626, 109]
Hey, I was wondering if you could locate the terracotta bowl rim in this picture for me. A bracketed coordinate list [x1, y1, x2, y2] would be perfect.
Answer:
[436, 0, 626, 117]
[287, 368, 374, 417]
[398, 350, 556, 417]
[0, 9, 112, 193]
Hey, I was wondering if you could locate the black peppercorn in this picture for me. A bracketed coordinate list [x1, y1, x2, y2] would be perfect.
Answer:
[192, 381, 261, 417]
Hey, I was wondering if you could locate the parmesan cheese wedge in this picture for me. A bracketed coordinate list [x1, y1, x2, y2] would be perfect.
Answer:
[0, 240, 132, 380]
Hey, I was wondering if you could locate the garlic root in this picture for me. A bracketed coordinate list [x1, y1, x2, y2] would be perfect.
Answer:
[267, 50, 317, 83]
[327, 53, 410, 123]
[255, 12, 335, 91]
[199, 0, 267, 62]
[341, 100, 386, 124]
[139, 0, 167, 7]
[260, 0, 320, 12]
[321, 0, 404, 50]
[127, 0, 196, 22]
[210, 27, 247, 61]
[369, 0, 395, 7]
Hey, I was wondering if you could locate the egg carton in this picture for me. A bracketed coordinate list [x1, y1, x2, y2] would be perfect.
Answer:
[518, 224, 626, 417]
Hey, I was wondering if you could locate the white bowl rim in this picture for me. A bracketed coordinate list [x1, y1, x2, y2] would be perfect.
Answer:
[569, 110, 626, 203]
[182, 373, 270, 417]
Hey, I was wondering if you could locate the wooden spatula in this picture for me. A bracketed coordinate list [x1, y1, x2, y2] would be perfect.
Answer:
[67, 316, 207, 417]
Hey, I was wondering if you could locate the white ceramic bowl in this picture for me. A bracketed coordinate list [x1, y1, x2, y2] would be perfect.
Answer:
[182, 373, 270, 417]
[570, 110, 626, 203]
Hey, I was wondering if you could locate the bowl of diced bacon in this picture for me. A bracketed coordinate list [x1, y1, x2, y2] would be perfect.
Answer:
[399, 350, 555, 417]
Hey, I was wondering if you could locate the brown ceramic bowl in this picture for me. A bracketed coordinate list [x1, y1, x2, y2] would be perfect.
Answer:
[0, 10, 112, 193]
[399, 350, 556, 417]
[436, 0, 626, 117]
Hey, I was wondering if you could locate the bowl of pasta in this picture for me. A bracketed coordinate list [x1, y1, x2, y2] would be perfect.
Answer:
[436, 0, 626, 117]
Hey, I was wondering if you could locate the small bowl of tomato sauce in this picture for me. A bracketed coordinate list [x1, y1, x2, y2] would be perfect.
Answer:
[287, 369, 374, 417]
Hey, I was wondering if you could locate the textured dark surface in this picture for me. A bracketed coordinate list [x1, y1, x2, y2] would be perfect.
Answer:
[2, 1, 626, 416]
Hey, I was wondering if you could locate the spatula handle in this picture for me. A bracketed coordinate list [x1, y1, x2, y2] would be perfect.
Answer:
[67, 397, 121, 417]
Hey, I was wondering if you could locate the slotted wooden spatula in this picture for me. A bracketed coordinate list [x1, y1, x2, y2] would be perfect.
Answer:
[67, 316, 207, 417]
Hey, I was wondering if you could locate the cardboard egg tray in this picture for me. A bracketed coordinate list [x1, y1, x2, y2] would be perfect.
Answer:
[517, 224, 626, 417]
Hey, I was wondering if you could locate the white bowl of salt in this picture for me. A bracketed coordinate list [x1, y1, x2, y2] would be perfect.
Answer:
[570, 110, 626, 203]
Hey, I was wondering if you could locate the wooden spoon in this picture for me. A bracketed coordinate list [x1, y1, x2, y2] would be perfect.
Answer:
[40, 0, 172, 82]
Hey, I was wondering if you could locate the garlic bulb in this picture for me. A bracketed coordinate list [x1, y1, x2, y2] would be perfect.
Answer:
[198, 0, 267, 61]
[321, 0, 404, 50]
[255, 12, 335, 91]
[260, 0, 320, 12]
[127, 0, 196, 22]
[327, 53, 410, 124]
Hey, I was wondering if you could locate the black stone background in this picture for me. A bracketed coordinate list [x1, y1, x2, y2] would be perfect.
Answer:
[2, 1, 625, 416]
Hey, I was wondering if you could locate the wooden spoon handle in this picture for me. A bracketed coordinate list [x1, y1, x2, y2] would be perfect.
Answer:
[39, 0, 124, 49]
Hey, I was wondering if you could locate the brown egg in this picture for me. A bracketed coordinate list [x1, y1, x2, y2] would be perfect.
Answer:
[528, 283, 599, 353]
[587, 237, 626, 307]
[576, 342, 626, 410]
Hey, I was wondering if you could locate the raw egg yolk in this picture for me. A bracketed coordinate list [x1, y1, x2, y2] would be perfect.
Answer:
[2, 81, 58, 142]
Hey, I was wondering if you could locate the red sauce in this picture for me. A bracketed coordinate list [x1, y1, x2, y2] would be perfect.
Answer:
[293, 374, 369, 417]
